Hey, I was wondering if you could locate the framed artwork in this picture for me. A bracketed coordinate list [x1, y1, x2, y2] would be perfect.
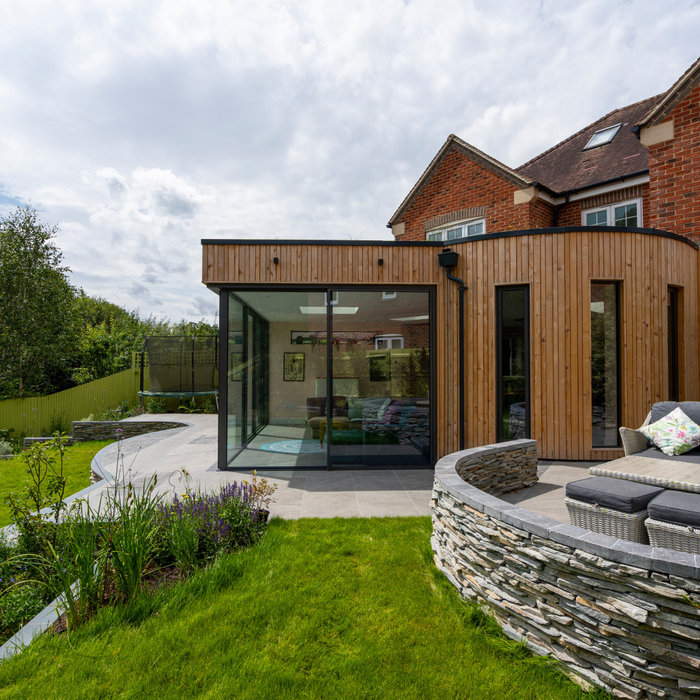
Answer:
[283, 352, 305, 382]
[369, 353, 390, 382]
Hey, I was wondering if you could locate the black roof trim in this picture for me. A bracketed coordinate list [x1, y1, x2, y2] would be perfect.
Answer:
[202, 226, 697, 250]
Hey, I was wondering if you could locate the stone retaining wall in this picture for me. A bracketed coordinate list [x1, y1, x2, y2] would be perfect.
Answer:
[432, 440, 700, 699]
[23, 420, 186, 449]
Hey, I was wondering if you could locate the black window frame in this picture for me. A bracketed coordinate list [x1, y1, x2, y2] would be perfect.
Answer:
[495, 284, 530, 442]
[590, 281, 622, 449]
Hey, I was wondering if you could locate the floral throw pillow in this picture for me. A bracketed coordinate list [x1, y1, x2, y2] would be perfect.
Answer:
[639, 407, 700, 456]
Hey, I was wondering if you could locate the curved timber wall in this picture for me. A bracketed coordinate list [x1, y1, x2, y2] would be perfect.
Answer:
[202, 227, 699, 461]
[432, 441, 700, 698]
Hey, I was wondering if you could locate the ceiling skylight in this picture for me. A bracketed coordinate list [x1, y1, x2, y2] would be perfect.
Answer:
[584, 123, 622, 150]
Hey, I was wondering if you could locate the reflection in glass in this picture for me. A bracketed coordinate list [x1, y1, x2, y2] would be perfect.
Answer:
[591, 283, 620, 447]
[330, 291, 431, 468]
[497, 286, 529, 441]
[222, 288, 432, 469]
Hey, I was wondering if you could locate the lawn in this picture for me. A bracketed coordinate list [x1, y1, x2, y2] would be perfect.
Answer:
[0, 441, 110, 527]
[0, 518, 599, 699]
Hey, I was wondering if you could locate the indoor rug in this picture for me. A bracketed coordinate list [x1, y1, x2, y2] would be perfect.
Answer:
[258, 439, 324, 454]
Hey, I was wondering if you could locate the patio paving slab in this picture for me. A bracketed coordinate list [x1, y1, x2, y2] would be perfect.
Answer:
[89, 416, 598, 522]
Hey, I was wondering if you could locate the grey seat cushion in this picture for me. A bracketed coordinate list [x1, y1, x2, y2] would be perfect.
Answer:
[566, 476, 665, 513]
[648, 490, 700, 527]
[634, 446, 700, 466]
[650, 401, 700, 426]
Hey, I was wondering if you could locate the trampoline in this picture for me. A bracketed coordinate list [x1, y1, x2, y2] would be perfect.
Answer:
[139, 336, 219, 410]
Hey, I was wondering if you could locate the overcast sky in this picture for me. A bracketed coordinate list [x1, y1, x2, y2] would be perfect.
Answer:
[1, 1, 698, 323]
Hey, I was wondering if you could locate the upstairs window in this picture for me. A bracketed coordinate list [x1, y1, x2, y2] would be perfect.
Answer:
[582, 199, 642, 228]
[584, 123, 621, 150]
[426, 217, 485, 241]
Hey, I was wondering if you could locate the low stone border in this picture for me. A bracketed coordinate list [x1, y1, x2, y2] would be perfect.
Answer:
[432, 440, 700, 699]
[23, 419, 187, 450]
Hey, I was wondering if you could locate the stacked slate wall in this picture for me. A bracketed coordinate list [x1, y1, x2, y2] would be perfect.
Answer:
[432, 440, 700, 699]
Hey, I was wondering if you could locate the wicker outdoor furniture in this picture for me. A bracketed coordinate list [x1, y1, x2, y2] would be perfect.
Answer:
[569, 400, 700, 553]
[645, 490, 700, 554]
[565, 476, 664, 543]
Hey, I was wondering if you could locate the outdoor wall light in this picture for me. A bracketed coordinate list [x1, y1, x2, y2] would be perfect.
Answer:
[378, 258, 384, 265]
[273, 257, 279, 264]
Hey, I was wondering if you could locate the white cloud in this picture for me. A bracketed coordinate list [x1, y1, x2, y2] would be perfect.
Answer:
[0, 0, 697, 321]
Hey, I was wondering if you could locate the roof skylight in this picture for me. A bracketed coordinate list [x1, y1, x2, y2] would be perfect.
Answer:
[584, 123, 622, 150]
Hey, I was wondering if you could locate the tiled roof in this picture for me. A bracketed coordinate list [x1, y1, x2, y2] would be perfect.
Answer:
[517, 96, 660, 193]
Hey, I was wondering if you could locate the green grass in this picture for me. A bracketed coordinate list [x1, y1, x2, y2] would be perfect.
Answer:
[0, 441, 111, 527]
[0, 518, 600, 699]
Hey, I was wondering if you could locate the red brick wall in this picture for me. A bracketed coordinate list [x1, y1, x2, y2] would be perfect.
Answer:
[557, 184, 650, 227]
[395, 147, 552, 240]
[646, 83, 700, 242]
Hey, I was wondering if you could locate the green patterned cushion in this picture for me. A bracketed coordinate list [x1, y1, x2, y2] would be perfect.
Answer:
[639, 407, 700, 456]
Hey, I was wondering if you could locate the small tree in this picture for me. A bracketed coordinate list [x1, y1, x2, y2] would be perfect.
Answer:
[0, 207, 76, 397]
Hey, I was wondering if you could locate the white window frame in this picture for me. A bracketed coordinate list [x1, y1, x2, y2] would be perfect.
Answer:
[426, 217, 485, 242]
[581, 198, 643, 228]
[584, 123, 621, 150]
[374, 334, 404, 350]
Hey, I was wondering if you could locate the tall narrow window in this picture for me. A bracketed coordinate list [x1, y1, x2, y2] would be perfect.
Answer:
[496, 286, 530, 441]
[591, 283, 620, 447]
[668, 287, 679, 401]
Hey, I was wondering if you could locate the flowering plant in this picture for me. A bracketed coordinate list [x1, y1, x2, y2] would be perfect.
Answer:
[243, 470, 277, 512]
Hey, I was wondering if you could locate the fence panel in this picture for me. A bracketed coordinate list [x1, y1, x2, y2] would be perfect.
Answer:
[0, 368, 147, 436]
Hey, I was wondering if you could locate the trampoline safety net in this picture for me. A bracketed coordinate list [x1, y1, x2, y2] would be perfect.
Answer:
[143, 336, 219, 393]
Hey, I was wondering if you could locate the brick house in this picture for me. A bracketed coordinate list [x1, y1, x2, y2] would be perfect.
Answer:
[202, 59, 699, 467]
[388, 58, 699, 245]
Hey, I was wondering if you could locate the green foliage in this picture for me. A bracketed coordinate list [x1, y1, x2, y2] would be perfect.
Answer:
[92, 399, 140, 421]
[5, 434, 70, 551]
[0, 441, 12, 457]
[105, 477, 163, 601]
[144, 396, 167, 414]
[0, 519, 589, 699]
[0, 207, 76, 398]
[0, 585, 45, 634]
[0, 440, 109, 528]
[0, 207, 218, 399]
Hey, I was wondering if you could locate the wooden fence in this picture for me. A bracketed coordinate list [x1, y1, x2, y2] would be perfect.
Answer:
[0, 367, 146, 437]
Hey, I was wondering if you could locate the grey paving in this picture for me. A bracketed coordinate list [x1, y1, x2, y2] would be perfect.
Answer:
[86, 415, 597, 522]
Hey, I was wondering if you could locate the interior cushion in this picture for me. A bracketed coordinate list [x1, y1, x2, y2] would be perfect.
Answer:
[566, 476, 665, 513]
[639, 407, 700, 456]
[648, 490, 700, 528]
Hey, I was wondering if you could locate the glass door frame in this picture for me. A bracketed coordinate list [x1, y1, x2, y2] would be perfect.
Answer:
[217, 284, 436, 470]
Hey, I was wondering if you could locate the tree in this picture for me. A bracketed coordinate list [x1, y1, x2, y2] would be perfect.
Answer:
[0, 207, 76, 397]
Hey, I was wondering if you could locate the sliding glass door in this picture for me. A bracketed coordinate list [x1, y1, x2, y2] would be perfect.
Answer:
[330, 290, 431, 468]
[221, 287, 432, 469]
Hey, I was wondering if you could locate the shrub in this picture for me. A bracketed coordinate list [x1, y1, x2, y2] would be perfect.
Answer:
[0, 585, 45, 634]
[145, 396, 167, 414]
[0, 441, 12, 456]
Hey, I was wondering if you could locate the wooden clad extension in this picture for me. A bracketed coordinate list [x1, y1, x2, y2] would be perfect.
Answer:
[202, 228, 699, 461]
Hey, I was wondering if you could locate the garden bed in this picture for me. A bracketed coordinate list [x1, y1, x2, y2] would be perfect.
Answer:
[0, 432, 274, 651]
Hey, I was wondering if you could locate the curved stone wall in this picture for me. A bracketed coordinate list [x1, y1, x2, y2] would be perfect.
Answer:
[432, 440, 700, 699]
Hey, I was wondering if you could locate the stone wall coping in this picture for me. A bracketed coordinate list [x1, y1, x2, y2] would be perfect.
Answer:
[434, 441, 700, 580]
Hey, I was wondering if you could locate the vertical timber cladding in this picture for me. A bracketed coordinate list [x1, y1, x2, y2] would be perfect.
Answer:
[201, 229, 699, 462]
